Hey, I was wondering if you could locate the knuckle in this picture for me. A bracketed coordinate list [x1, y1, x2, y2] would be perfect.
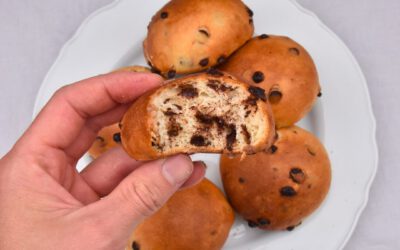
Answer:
[120, 181, 164, 217]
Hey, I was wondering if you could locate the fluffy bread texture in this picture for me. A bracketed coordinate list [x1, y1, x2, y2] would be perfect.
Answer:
[220, 126, 331, 230]
[126, 179, 234, 250]
[219, 35, 320, 128]
[121, 72, 275, 160]
[144, 0, 254, 77]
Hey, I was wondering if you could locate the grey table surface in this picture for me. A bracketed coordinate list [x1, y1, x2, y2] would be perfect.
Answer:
[0, 0, 399, 249]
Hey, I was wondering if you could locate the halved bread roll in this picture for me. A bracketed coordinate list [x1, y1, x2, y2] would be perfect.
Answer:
[121, 71, 275, 160]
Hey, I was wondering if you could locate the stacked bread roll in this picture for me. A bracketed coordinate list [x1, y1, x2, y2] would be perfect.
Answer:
[87, 0, 331, 249]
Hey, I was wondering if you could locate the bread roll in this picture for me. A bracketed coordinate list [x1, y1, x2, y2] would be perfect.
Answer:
[219, 35, 321, 128]
[126, 179, 235, 250]
[220, 126, 331, 230]
[144, 0, 254, 77]
[121, 71, 275, 160]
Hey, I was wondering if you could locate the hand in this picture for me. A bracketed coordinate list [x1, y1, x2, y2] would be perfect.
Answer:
[0, 72, 206, 250]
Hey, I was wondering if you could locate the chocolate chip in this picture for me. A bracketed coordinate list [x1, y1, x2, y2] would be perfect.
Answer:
[151, 67, 161, 74]
[226, 125, 237, 151]
[207, 80, 235, 92]
[132, 241, 140, 250]
[151, 141, 163, 151]
[247, 220, 259, 228]
[246, 6, 254, 17]
[269, 90, 282, 104]
[248, 86, 267, 101]
[199, 58, 209, 67]
[206, 68, 224, 77]
[270, 145, 278, 153]
[238, 177, 245, 183]
[160, 11, 168, 19]
[258, 218, 271, 226]
[167, 70, 176, 79]
[249, 18, 253, 24]
[244, 96, 257, 106]
[164, 109, 177, 116]
[163, 98, 170, 104]
[245, 110, 251, 118]
[318, 91, 322, 97]
[195, 112, 213, 125]
[173, 104, 182, 110]
[259, 34, 269, 39]
[307, 147, 316, 156]
[286, 226, 295, 231]
[280, 186, 297, 197]
[179, 85, 198, 98]
[290, 168, 305, 184]
[289, 47, 300, 55]
[198, 28, 210, 37]
[241, 125, 251, 144]
[113, 133, 121, 143]
[167, 124, 181, 137]
[190, 135, 207, 146]
[217, 55, 226, 64]
[252, 71, 264, 83]
[213, 116, 225, 129]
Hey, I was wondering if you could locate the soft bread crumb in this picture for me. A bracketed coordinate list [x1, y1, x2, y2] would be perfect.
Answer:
[150, 78, 267, 154]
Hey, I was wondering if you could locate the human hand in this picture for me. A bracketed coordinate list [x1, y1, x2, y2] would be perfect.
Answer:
[0, 72, 205, 250]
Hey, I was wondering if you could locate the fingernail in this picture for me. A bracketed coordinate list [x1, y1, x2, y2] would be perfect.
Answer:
[162, 155, 194, 185]
[193, 161, 207, 169]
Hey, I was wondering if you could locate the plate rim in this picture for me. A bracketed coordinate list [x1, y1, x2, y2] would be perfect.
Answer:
[32, 0, 379, 249]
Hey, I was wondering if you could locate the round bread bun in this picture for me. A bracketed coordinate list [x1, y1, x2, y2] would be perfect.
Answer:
[113, 65, 151, 73]
[220, 126, 331, 230]
[126, 178, 235, 250]
[88, 123, 121, 159]
[121, 72, 275, 161]
[144, 0, 254, 78]
[219, 35, 321, 128]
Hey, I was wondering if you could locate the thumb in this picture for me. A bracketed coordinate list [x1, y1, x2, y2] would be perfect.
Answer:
[76, 154, 194, 239]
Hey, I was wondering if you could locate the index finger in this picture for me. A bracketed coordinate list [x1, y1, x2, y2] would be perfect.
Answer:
[22, 72, 162, 150]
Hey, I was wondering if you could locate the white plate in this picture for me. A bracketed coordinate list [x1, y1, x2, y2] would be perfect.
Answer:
[33, 0, 378, 249]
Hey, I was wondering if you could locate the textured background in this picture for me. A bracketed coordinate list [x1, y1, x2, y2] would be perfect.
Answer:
[0, 0, 399, 249]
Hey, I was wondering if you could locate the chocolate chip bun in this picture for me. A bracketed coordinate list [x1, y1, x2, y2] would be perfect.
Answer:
[126, 178, 235, 250]
[121, 71, 275, 160]
[144, 0, 254, 78]
[88, 123, 121, 159]
[219, 35, 321, 128]
[220, 126, 331, 230]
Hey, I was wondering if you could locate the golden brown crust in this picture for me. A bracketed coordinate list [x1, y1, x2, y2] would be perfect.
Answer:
[220, 126, 331, 230]
[121, 72, 275, 161]
[88, 123, 121, 159]
[121, 90, 157, 160]
[126, 179, 235, 250]
[219, 35, 320, 128]
[144, 0, 254, 77]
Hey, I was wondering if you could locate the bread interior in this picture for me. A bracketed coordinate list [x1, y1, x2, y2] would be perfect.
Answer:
[150, 78, 267, 153]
